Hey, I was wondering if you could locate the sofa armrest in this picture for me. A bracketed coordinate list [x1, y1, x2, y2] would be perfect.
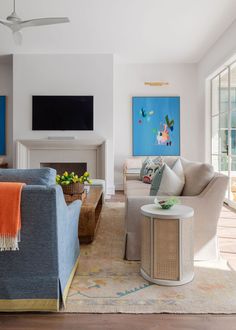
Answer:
[54, 184, 81, 240]
[124, 158, 143, 171]
[198, 173, 229, 199]
[125, 173, 228, 233]
[67, 200, 82, 223]
[54, 184, 82, 292]
[49, 184, 82, 217]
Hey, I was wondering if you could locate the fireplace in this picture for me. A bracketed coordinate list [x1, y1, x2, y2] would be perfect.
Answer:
[40, 162, 87, 176]
[15, 138, 115, 194]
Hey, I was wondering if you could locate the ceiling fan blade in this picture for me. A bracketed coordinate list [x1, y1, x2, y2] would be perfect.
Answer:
[0, 19, 21, 34]
[19, 17, 70, 29]
[0, 19, 13, 29]
[13, 31, 22, 45]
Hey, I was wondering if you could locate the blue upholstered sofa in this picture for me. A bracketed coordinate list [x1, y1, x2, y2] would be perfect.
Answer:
[0, 168, 81, 311]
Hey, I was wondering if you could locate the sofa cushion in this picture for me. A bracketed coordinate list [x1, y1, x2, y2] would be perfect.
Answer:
[125, 180, 148, 189]
[126, 183, 151, 196]
[0, 168, 56, 186]
[150, 159, 185, 196]
[181, 158, 214, 196]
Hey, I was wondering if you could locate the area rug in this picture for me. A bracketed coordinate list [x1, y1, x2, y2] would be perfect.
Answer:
[64, 202, 236, 313]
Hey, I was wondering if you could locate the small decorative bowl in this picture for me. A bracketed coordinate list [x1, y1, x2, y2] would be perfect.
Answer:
[154, 197, 179, 210]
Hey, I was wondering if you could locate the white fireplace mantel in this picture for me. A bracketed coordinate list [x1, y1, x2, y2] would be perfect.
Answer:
[16, 138, 109, 192]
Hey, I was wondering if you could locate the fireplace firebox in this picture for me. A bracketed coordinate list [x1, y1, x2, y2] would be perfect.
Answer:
[40, 162, 87, 176]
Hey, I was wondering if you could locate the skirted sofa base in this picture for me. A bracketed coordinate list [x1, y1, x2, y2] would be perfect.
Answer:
[0, 256, 79, 312]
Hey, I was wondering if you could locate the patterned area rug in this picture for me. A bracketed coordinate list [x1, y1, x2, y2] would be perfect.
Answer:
[64, 202, 236, 313]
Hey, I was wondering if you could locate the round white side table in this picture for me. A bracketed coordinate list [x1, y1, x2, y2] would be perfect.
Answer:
[140, 204, 194, 286]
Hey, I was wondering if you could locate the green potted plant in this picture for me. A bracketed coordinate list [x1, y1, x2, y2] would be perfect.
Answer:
[78, 172, 92, 194]
[56, 171, 92, 195]
[56, 171, 83, 195]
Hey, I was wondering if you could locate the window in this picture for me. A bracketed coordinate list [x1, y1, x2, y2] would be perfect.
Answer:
[211, 61, 236, 203]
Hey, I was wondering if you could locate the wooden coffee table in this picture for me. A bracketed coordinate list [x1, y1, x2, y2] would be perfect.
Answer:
[78, 186, 103, 243]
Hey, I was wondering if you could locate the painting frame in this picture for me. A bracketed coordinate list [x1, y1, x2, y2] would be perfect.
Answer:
[0, 96, 6, 156]
[132, 96, 180, 156]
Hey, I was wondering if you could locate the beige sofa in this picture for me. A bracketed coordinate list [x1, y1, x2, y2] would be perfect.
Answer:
[124, 157, 229, 261]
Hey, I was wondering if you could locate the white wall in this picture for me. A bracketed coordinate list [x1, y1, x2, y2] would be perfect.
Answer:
[114, 62, 198, 189]
[12, 54, 115, 193]
[3, 20, 236, 190]
[198, 20, 236, 162]
[0, 55, 13, 166]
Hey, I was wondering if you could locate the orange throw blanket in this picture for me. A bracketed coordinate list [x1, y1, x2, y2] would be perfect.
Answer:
[0, 182, 25, 251]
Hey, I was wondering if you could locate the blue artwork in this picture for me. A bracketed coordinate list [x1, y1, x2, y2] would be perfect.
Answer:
[0, 96, 6, 155]
[132, 96, 180, 156]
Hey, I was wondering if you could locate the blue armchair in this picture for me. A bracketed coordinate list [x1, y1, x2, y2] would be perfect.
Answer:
[0, 168, 81, 311]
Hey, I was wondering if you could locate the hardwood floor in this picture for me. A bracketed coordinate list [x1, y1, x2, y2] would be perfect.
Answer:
[0, 194, 236, 330]
[218, 204, 236, 271]
[1, 314, 236, 330]
[106, 190, 125, 203]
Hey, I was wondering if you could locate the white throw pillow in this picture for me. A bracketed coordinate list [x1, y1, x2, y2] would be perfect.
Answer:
[150, 158, 185, 196]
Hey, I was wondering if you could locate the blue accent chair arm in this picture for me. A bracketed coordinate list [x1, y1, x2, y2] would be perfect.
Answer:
[53, 184, 82, 295]
[68, 200, 82, 222]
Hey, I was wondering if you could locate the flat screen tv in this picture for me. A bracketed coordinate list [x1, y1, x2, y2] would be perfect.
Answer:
[32, 96, 93, 130]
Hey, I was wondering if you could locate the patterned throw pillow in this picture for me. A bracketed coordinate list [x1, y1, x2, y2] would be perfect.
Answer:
[140, 157, 150, 180]
[142, 157, 163, 184]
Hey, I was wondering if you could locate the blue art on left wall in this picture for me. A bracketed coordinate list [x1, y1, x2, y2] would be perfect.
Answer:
[0, 96, 6, 155]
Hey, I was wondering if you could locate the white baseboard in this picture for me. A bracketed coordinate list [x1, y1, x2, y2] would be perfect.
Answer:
[115, 183, 124, 191]
[106, 185, 115, 195]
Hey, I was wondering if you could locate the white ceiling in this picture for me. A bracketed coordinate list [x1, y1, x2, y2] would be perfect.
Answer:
[0, 0, 235, 63]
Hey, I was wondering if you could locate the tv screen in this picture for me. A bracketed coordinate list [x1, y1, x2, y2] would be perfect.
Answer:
[32, 96, 94, 130]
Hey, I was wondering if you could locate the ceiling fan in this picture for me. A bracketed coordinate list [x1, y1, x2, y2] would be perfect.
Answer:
[0, 0, 70, 44]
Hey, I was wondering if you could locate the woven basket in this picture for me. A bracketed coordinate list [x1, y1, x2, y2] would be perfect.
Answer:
[61, 182, 84, 195]
[64, 191, 86, 204]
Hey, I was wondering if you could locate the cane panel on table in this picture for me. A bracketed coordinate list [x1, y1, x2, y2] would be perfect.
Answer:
[153, 218, 179, 281]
